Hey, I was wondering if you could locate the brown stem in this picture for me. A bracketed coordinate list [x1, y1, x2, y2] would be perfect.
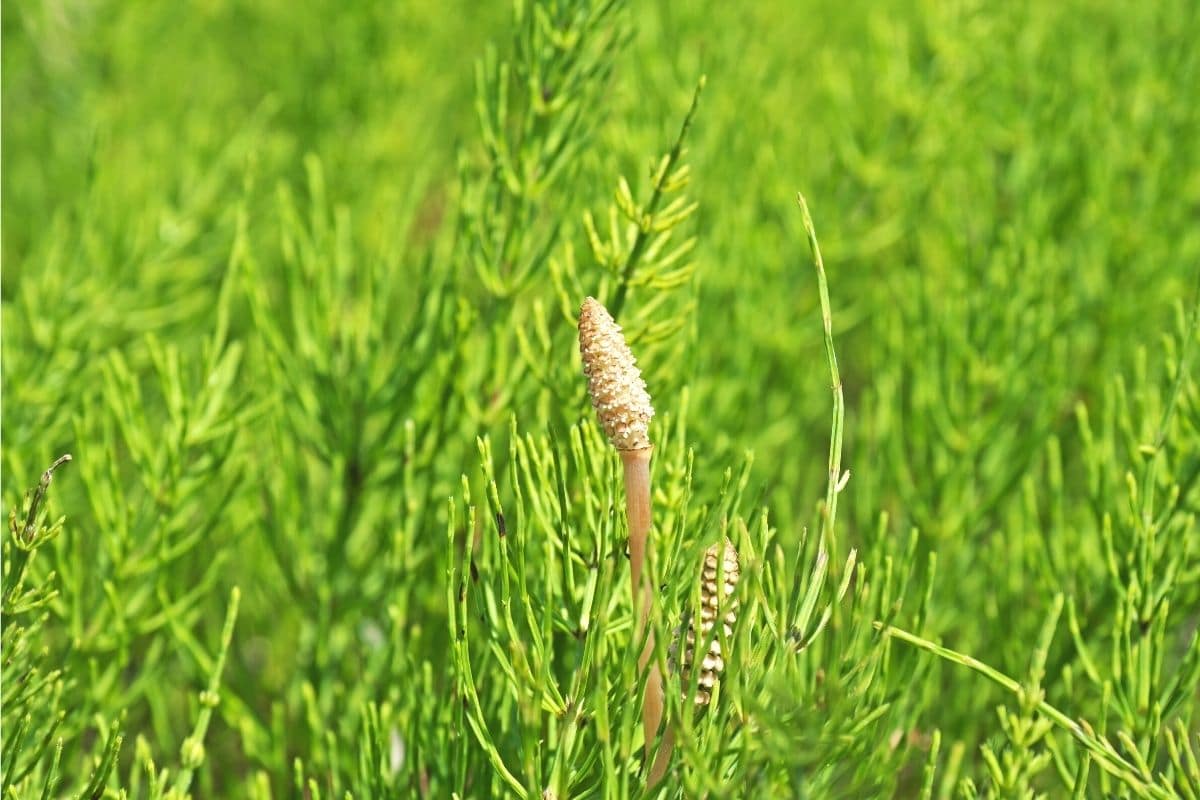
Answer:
[642, 660, 664, 764]
[621, 447, 653, 616]
[647, 723, 675, 787]
[621, 446, 665, 762]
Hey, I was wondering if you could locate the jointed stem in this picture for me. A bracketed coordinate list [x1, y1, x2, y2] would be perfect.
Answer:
[797, 193, 844, 557]
[881, 623, 1169, 797]
[609, 78, 706, 322]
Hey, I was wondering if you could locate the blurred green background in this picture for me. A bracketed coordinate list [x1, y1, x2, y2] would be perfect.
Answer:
[4, 0, 1198, 796]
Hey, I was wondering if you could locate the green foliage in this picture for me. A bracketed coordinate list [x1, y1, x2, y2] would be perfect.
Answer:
[3, 0, 1199, 797]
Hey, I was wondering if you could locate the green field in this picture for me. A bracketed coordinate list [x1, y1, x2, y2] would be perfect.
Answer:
[3, 0, 1199, 797]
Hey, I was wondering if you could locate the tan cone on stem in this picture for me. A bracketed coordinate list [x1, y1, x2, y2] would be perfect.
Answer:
[578, 296, 665, 769]
[578, 297, 654, 452]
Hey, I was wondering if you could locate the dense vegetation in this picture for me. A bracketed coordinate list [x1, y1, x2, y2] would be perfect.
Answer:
[3, 0, 1198, 796]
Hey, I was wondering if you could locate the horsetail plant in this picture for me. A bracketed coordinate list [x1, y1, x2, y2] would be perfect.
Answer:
[577, 295, 667, 767]
[673, 538, 740, 710]
[651, 538, 742, 785]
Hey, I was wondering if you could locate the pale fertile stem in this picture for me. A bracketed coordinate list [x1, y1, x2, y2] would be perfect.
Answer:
[643, 661, 665, 765]
[647, 724, 674, 787]
[618, 409, 664, 764]
[621, 447, 653, 616]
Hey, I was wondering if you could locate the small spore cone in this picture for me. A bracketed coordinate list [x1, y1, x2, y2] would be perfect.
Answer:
[578, 297, 654, 451]
[672, 538, 740, 707]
